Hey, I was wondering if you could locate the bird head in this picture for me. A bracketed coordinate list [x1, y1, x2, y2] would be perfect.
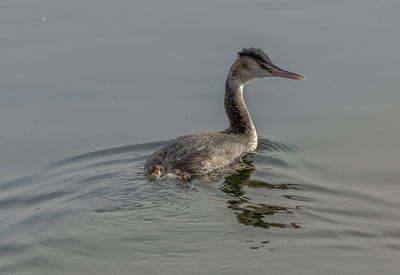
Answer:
[232, 47, 305, 83]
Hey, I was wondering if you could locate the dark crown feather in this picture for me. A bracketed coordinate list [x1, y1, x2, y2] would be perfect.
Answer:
[238, 47, 272, 64]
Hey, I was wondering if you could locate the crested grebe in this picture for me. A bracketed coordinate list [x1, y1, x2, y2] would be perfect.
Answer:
[145, 48, 304, 180]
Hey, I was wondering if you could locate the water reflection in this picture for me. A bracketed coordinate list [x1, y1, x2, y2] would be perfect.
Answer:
[219, 156, 303, 229]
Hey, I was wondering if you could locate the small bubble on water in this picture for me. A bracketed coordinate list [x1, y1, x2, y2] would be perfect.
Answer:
[41, 17, 47, 22]
[111, 101, 116, 105]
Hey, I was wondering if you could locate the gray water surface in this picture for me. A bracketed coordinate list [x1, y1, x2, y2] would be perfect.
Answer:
[1, 0, 400, 274]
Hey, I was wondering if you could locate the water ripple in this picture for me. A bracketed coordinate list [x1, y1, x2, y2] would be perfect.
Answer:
[0, 137, 398, 274]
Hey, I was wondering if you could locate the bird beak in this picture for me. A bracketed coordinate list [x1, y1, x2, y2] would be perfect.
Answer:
[270, 65, 305, 80]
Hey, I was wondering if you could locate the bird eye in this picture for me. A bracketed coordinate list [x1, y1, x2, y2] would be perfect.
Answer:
[259, 63, 266, 69]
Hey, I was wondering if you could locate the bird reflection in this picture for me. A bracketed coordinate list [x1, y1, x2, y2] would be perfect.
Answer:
[218, 155, 302, 229]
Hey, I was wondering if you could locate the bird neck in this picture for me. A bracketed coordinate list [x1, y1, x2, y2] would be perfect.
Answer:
[224, 72, 257, 138]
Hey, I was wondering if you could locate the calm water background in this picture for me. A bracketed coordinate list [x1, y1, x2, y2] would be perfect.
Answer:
[1, 0, 400, 274]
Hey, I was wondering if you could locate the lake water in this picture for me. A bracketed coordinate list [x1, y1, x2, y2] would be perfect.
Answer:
[1, 0, 400, 274]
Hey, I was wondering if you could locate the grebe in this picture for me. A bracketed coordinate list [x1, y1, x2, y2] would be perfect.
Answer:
[145, 48, 304, 180]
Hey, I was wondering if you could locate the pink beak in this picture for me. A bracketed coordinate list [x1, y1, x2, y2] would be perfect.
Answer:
[270, 65, 305, 80]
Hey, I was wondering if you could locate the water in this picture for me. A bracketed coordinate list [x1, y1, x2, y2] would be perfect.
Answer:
[1, 0, 400, 274]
